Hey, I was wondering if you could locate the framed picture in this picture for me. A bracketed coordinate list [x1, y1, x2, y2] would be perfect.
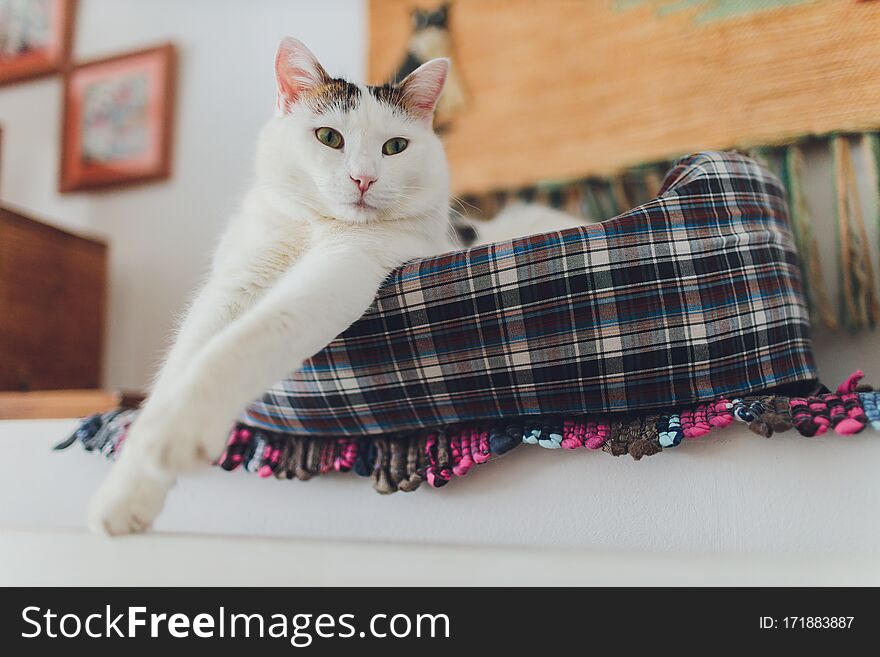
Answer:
[60, 43, 176, 192]
[0, 0, 76, 86]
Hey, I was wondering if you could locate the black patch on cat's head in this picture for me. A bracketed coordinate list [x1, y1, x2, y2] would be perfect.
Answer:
[305, 78, 361, 113]
[367, 83, 408, 112]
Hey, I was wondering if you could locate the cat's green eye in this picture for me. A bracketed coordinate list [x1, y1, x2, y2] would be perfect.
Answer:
[315, 127, 344, 149]
[382, 137, 409, 156]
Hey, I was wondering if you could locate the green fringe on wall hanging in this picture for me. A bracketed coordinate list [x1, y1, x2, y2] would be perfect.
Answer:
[782, 144, 837, 329]
[831, 135, 879, 330]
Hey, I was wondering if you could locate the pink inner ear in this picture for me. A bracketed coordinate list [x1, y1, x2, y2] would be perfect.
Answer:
[401, 59, 448, 118]
[275, 38, 327, 110]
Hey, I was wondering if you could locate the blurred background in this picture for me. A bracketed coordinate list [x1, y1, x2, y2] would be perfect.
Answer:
[2, 0, 880, 397]
[2, 0, 879, 400]
[2, 1, 880, 575]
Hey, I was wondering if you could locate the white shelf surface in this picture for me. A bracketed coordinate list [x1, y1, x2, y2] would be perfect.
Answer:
[2, 418, 879, 585]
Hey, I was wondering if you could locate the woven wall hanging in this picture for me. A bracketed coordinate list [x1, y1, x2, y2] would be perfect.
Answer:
[372, 1, 880, 331]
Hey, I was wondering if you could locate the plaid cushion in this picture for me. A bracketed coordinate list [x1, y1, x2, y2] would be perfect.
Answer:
[243, 151, 816, 435]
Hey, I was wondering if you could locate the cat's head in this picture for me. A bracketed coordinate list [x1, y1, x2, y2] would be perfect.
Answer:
[257, 37, 449, 225]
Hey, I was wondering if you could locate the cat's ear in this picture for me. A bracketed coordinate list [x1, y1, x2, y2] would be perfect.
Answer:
[398, 58, 449, 121]
[275, 37, 329, 112]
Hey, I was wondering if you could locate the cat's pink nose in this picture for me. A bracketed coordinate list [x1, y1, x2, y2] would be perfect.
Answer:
[350, 175, 376, 194]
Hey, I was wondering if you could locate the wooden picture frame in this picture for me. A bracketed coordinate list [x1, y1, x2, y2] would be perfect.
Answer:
[0, 0, 77, 86]
[60, 43, 176, 193]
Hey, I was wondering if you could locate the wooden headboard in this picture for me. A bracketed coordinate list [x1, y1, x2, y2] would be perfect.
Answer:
[370, 0, 880, 196]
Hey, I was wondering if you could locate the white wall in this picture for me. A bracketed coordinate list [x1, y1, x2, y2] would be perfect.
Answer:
[0, 0, 367, 389]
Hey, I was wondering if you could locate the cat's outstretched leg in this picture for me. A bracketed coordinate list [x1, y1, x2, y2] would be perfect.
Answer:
[87, 274, 263, 535]
[145, 240, 390, 474]
[88, 238, 392, 535]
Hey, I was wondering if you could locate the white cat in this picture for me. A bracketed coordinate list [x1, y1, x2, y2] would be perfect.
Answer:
[87, 38, 453, 535]
[462, 203, 593, 246]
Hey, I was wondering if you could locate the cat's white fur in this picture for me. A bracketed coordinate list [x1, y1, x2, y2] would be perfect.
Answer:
[463, 203, 593, 245]
[87, 38, 452, 535]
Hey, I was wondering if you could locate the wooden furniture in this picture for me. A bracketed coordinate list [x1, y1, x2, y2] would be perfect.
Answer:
[0, 389, 142, 420]
[0, 205, 107, 391]
[0, 389, 118, 420]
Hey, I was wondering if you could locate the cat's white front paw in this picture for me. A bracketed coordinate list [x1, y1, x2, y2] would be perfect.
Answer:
[86, 395, 234, 535]
[138, 413, 231, 473]
[87, 456, 174, 536]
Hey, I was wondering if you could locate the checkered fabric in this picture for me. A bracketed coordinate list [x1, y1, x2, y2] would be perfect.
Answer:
[243, 151, 816, 436]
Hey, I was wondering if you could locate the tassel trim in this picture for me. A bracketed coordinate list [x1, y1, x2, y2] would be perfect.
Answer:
[58, 372, 874, 494]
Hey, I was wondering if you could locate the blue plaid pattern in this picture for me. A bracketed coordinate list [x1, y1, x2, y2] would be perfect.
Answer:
[242, 151, 816, 435]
